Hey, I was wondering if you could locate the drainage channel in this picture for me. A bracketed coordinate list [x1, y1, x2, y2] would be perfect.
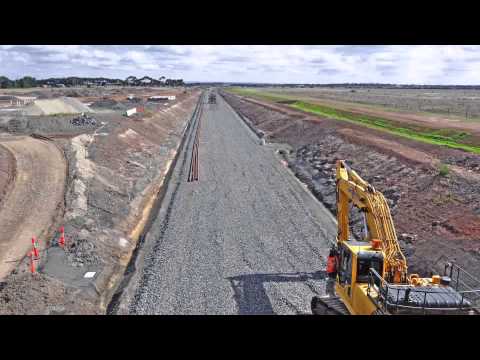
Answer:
[106, 92, 205, 314]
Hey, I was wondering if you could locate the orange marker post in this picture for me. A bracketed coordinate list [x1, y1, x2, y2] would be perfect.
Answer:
[32, 237, 39, 258]
[59, 226, 65, 248]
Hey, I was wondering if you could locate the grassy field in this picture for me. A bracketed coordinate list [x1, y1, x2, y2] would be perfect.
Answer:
[228, 88, 293, 102]
[232, 87, 480, 122]
[227, 87, 480, 154]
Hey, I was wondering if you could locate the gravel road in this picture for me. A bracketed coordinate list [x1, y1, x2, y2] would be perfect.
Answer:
[0, 136, 66, 279]
[127, 93, 337, 314]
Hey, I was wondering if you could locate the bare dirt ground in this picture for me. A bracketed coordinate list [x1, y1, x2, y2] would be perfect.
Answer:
[243, 94, 480, 141]
[239, 88, 480, 152]
[264, 87, 480, 121]
[302, 97, 480, 136]
[241, 96, 480, 174]
[0, 136, 66, 279]
[222, 91, 480, 281]
[0, 86, 201, 314]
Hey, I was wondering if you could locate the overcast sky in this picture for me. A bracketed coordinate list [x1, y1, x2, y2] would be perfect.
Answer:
[1, 45, 480, 84]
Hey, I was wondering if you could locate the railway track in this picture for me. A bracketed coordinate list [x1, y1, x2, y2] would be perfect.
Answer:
[127, 90, 336, 314]
[187, 98, 204, 182]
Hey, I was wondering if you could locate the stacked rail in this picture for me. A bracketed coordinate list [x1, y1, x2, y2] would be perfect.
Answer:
[187, 100, 203, 182]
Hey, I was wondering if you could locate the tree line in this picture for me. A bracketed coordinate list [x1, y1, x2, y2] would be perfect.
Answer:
[0, 76, 185, 89]
[0, 76, 37, 88]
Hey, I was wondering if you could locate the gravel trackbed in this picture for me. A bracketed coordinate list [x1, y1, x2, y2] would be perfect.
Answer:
[126, 93, 337, 315]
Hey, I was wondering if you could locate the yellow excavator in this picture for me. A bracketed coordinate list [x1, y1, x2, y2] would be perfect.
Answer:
[311, 160, 479, 315]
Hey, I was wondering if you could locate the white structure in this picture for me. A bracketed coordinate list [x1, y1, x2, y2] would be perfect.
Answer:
[14, 96, 37, 106]
[148, 95, 176, 101]
[125, 108, 137, 117]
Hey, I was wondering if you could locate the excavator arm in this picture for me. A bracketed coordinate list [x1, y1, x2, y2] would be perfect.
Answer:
[335, 160, 407, 283]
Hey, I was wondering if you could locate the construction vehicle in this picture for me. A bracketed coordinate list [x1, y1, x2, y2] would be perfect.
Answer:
[311, 160, 480, 315]
[208, 93, 216, 104]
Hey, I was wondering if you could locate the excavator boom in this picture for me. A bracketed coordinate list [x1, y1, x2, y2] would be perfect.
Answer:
[336, 160, 407, 283]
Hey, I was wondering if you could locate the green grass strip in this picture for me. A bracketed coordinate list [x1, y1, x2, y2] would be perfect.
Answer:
[290, 101, 480, 154]
[226, 87, 480, 153]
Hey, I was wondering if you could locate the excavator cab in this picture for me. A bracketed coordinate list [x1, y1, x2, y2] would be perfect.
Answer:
[332, 240, 387, 315]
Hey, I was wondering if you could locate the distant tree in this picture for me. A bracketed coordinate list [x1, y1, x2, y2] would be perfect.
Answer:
[0, 75, 185, 89]
[14, 76, 37, 88]
[125, 76, 138, 86]
[0, 76, 13, 88]
[164, 78, 185, 87]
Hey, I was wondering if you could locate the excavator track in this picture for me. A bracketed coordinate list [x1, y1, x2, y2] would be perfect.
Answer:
[311, 295, 350, 315]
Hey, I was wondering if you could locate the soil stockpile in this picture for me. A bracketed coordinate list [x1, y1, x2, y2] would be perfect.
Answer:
[23, 97, 92, 116]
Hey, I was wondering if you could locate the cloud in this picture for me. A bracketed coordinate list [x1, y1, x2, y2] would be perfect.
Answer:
[375, 64, 397, 76]
[0, 45, 480, 84]
[317, 68, 341, 76]
[333, 45, 389, 56]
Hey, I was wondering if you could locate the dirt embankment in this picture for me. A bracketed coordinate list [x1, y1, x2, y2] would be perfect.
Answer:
[0, 144, 15, 210]
[0, 89, 201, 314]
[221, 91, 480, 279]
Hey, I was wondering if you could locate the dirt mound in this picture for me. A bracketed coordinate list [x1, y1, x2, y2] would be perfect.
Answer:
[0, 145, 15, 210]
[64, 90, 81, 98]
[90, 98, 128, 111]
[91, 99, 118, 108]
[23, 97, 92, 116]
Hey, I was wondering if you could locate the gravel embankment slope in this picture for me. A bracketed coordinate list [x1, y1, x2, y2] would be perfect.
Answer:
[126, 94, 336, 315]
